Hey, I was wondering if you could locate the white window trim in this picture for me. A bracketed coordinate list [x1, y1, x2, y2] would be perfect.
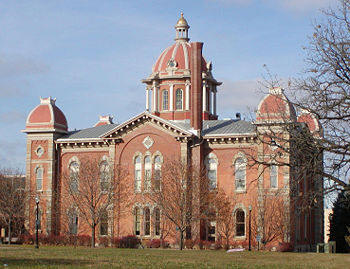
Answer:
[234, 155, 247, 193]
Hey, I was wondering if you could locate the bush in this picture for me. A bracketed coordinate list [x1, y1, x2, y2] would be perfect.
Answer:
[99, 236, 109, 247]
[111, 237, 120, 248]
[145, 239, 162, 248]
[19, 234, 35, 245]
[118, 235, 141, 249]
[277, 242, 294, 252]
[76, 235, 91, 247]
[185, 239, 195, 249]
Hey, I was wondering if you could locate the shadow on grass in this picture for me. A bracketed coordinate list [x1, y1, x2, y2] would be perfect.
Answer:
[0, 258, 91, 267]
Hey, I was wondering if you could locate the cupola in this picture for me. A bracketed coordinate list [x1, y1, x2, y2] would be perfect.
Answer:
[175, 12, 190, 42]
[24, 97, 68, 134]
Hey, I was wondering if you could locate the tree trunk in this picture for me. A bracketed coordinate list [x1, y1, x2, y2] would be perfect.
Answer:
[91, 224, 96, 248]
[180, 229, 184, 250]
[8, 217, 11, 245]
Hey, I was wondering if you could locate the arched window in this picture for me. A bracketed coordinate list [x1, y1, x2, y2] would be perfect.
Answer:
[270, 164, 278, 188]
[69, 161, 79, 192]
[154, 208, 161, 236]
[206, 154, 217, 190]
[162, 90, 169, 111]
[154, 155, 162, 191]
[235, 209, 245, 236]
[68, 208, 78, 235]
[144, 156, 151, 191]
[100, 209, 108, 236]
[175, 89, 183, 110]
[134, 156, 141, 192]
[144, 207, 151, 236]
[35, 167, 43, 191]
[100, 161, 110, 191]
[235, 158, 246, 191]
[134, 207, 141, 235]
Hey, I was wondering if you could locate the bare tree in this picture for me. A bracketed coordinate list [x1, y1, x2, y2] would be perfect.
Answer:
[149, 157, 208, 250]
[213, 189, 237, 250]
[250, 190, 289, 248]
[0, 168, 26, 244]
[61, 157, 129, 247]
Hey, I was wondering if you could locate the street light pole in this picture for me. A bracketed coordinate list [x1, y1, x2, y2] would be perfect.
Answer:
[248, 205, 252, 251]
[35, 196, 39, 249]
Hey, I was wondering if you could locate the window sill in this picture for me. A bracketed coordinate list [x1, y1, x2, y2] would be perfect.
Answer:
[234, 236, 246, 240]
[235, 189, 246, 194]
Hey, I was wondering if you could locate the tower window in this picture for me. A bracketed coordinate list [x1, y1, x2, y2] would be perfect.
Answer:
[162, 90, 169, 111]
[35, 167, 43, 191]
[270, 165, 278, 188]
[235, 158, 246, 191]
[100, 209, 108, 236]
[134, 156, 142, 192]
[144, 207, 151, 236]
[69, 161, 79, 193]
[206, 154, 217, 190]
[154, 208, 161, 236]
[154, 155, 162, 191]
[68, 208, 78, 235]
[100, 161, 110, 191]
[175, 89, 183, 110]
[134, 207, 141, 235]
[144, 156, 151, 191]
[235, 209, 245, 236]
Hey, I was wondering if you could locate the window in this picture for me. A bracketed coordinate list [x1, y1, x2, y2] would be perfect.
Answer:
[100, 161, 110, 191]
[270, 165, 278, 188]
[208, 221, 216, 242]
[35, 167, 43, 191]
[100, 210, 108, 236]
[134, 156, 141, 192]
[235, 209, 245, 236]
[144, 156, 151, 191]
[175, 89, 183, 110]
[68, 208, 78, 235]
[206, 154, 217, 190]
[69, 161, 79, 192]
[154, 208, 161, 236]
[154, 156, 162, 191]
[235, 158, 246, 191]
[144, 207, 151, 236]
[162, 90, 169, 110]
[134, 207, 141, 235]
[304, 213, 308, 240]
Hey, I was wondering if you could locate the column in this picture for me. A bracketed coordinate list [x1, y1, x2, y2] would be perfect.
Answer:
[202, 81, 207, 112]
[185, 83, 190, 110]
[213, 86, 217, 116]
[146, 88, 149, 111]
[209, 85, 213, 114]
[169, 84, 174, 111]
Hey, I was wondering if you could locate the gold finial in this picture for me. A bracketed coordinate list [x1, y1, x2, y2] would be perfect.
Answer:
[176, 12, 189, 27]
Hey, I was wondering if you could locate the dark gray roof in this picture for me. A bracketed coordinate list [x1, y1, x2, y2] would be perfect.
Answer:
[171, 119, 256, 136]
[58, 123, 119, 140]
[57, 117, 256, 141]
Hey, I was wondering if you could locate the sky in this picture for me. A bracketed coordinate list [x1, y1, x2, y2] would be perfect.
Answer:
[0, 0, 337, 169]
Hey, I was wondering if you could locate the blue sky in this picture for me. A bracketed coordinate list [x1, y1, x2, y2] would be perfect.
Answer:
[0, 0, 336, 169]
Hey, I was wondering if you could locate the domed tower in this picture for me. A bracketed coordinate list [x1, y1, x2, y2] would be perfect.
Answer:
[142, 13, 221, 124]
[22, 97, 68, 235]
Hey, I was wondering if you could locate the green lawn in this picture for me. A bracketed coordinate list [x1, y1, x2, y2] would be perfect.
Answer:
[0, 245, 349, 268]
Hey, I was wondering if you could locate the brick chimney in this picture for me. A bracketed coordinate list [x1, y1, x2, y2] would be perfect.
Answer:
[190, 42, 203, 134]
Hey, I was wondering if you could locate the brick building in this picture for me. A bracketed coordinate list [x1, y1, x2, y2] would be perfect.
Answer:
[23, 14, 323, 250]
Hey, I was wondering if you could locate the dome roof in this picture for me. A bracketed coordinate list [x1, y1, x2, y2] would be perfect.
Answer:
[297, 110, 322, 136]
[256, 87, 296, 123]
[25, 97, 68, 133]
[152, 41, 207, 73]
